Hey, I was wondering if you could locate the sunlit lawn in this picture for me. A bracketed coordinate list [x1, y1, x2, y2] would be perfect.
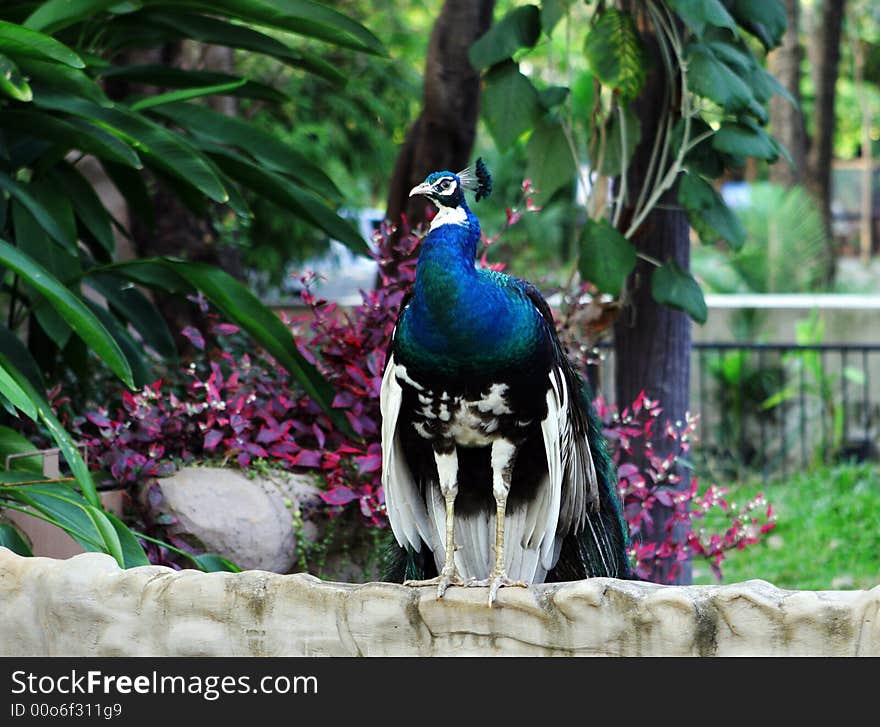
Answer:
[692, 463, 880, 590]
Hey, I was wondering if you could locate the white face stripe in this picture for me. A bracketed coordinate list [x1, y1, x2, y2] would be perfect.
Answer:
[429, 204, 468, 231]
[433, 177, 457, 197]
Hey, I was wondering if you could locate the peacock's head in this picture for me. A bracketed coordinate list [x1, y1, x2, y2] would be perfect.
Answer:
[409, 158, 493, 210]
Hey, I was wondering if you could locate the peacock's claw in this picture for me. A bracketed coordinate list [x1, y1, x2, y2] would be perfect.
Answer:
[405, 566, 468, 598]
[469, 572, 529, 607]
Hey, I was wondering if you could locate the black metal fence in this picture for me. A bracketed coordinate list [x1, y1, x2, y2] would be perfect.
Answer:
[588, 342, 880, 478]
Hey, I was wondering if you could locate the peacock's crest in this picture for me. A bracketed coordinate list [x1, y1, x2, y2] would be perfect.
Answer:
[457, 157, 493, 203]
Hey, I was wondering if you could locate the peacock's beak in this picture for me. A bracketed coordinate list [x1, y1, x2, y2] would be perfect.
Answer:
[409, 182, 433, 198]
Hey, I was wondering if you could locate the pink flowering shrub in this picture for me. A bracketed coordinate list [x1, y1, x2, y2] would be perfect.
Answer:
[60, 182, 774, 581]
[596, 392, 776, 582]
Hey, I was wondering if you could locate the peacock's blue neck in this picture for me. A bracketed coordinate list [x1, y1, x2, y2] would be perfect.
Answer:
[397, 206, 544, 379]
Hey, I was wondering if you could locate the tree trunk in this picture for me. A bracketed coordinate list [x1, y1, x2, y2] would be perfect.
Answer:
[805, 0, 847, 282]
[768, 0, 807, 187]
[853, 38, 874, 265]
[384, 0, 495, 230]
[614, 5, 692, 585]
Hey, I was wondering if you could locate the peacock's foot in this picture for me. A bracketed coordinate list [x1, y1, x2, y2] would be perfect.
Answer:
[405, 567, 468, 598]
[470, 572, 530, 607]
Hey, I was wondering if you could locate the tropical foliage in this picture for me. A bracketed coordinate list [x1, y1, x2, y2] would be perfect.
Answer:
[470, 0, 790, 326]
[0, 0, 384, 567]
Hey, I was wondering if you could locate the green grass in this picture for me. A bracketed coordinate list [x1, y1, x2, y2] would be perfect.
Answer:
[691, 463, 880, 590]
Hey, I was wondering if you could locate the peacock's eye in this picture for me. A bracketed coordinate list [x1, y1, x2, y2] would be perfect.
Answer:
[438, 178, 451, 191]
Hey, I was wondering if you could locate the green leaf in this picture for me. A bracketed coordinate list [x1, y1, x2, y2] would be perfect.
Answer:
[32, 91, 229, 204]
[0, 365, 99, 506]
[0, 172, 74, 252]
[583, 7, 646, 103]
[538, 85, 569, 109]
[52, 162, 116, 257]
[100, 65, 286, 104]
[526, 117, 576, 204]
[0, 20, 84, 68]
[469, 5, 541, 69]
[578, 217, 637, 297]
[0, 363, 38, 421]
[150, 102, 341, 199]
[206, 148, 365, 253]
[712, 119, 780, 161]
[541, 0, 574, 35]
[104, 510, 150, 567]
[0, 110, 143, 169]
[139, 11, 346, 85]
[191, 552, 242, 573]
[0, 486, 101, 551]
[666, 0, 736, 37]
[678, 172, 746, 249]
[83, 502, 125, 566]
[0, 521, 33, 556]
[86, 273, 176, 358]
[570, 70, 595, 119]
[24, 0, 132, 33]
[129, 78, 248, 111]
[0, 52, 32, 102]
[190, 0, 387, 56]
[0, 326, 45, 392]
[482, 61, 541, 150]
[686, 43, 761, 117]
[726, 0, 787, 51]
[0, 239, 134, 389]
[0, 425, 43, 473]
[0, 483, 120, 559]
[651, 259, 707, 324]
[85, 300, 151, 387]
[15, 57, 110, 106]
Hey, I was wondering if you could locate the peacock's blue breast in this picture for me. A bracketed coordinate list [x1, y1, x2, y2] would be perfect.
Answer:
[396, 269, 548, 379]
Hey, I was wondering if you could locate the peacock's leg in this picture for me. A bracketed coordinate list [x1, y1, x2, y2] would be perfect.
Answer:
[404, 446, 466, 598]
[472, 438, 528, 606]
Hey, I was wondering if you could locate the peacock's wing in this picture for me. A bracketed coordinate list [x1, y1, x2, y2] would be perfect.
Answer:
[380, 342, 440, 558]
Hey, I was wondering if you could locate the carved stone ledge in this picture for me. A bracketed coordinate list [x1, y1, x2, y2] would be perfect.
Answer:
[1, 549, 877, 656]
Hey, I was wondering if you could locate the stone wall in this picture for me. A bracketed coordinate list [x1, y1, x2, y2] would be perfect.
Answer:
[0, 548, 877, 656]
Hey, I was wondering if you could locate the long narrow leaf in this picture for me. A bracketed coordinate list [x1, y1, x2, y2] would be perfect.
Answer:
[207, 148, 366, 254]
[0, 361, 38, 420]
[0, 425, 44, 473]
[83, 503, 125, 566]
[52, 162, 117, 257]
[0, 484, 105, 549]
[140, 11, 346, 85]
[32, 90, 229, 204]
[151, 102, 342, 199]
[175, 0, 387, 56]
[86, 273, 177, 358]
[16, 57, 110, 106]
[0, 521, 33, 556]
[0, 110, 142, 168]
[0, 239, 134, 388]
[104, 511, 150, 567]
[0, 171, 74, 250]
[0, 20, 85, 68]
[129, 79, 247, 111]
[24, 0, 132, 34]
[0, 52, 32, 102]
[0, 358, 101, 507]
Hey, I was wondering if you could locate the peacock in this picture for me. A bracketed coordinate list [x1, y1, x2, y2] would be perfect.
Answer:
[380, 159, 631, 605]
